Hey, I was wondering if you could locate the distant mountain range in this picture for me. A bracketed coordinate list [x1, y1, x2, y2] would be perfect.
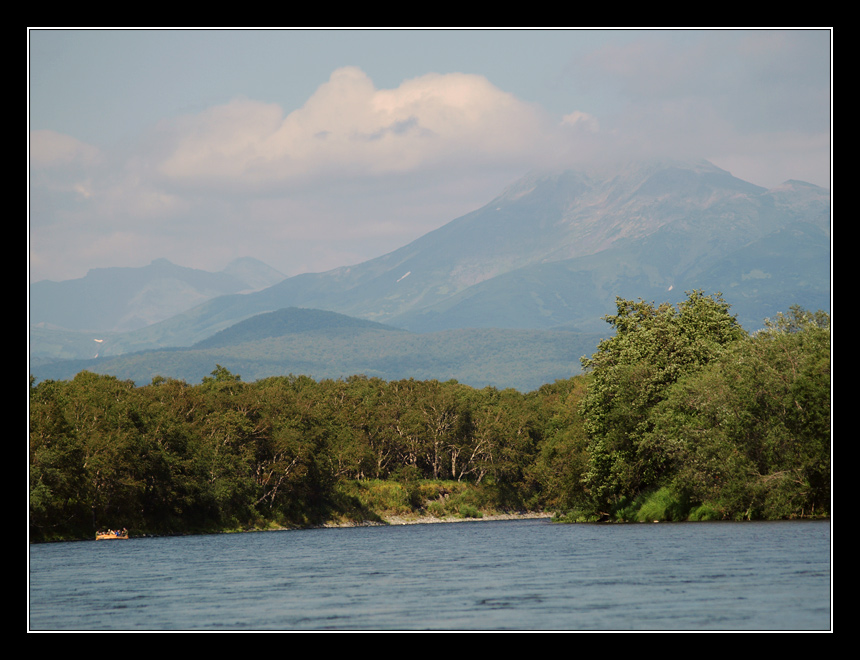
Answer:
[29, 158, 830, 390]
[30, 257, 286, 333]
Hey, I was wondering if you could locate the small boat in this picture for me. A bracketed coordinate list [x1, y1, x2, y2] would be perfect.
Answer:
[96, 529, 128, 540]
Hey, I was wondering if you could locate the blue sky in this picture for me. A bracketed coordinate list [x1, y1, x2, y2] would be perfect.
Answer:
[28, 29, 832, 283]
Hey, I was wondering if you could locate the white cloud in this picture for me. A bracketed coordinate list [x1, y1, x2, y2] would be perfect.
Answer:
[561, 111, 599, 133]
[28, 37, 831, 284]
[154, 66, 563, 192]
[29, 129, 102, 168]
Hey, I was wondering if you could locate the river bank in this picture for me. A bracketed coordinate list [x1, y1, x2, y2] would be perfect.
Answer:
[322, 511, 553, 528]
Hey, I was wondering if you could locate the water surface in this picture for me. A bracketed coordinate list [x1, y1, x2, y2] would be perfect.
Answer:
[29, 518, 831, 630]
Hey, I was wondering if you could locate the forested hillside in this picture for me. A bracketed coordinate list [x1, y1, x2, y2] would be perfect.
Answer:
[30, 322, 600, 393]
[29, 293, 830, 542]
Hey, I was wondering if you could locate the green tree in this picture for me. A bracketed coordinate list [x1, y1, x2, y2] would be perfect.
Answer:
[474, 387, 541, 507]
[647, 308, 830, 519]
[135, 376, 201, 532]
[530, 377, 591, 512]
[579, 291, 746, 515]
[30, 378, 89, 540]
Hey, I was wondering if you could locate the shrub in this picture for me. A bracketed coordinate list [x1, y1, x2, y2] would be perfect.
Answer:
[687, 503, 722, 521]
[633, 487, 689, 522]
[457, 504, 483, 519]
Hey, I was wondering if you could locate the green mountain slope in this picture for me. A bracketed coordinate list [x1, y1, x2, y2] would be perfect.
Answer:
[31, 308, 602, 392]
[193, 307, 406, 349]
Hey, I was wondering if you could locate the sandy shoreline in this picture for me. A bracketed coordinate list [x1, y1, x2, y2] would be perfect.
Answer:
[322, 512, 553, 528]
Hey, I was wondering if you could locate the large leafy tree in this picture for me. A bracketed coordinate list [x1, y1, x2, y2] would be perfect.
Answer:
[30, 378, 88, 539]
[529, 376, 590, 512]
[647, 306, 831, 519]
[579, 291, 747, 514]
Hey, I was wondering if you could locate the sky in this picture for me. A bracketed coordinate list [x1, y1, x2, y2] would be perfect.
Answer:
[28, 28, 832, 283]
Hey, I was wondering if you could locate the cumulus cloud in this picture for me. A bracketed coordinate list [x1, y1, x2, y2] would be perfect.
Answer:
[29, 39, 830, 283]
[30, 67, 585, 280]
[30, 129, 103, 168]
[154, 66, 565, 192]
[561, 111, 599, 133]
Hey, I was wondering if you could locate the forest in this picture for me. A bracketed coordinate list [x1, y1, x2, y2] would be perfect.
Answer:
[29, 292, 831, 542]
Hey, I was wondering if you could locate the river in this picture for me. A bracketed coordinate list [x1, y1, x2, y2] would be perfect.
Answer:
[28, 518, 831, 631]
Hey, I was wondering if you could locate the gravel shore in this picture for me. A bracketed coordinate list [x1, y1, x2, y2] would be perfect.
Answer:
[323, 512, 552, 527]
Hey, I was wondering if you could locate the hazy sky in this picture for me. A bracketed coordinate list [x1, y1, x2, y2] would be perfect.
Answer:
[28, 28, 832, 283]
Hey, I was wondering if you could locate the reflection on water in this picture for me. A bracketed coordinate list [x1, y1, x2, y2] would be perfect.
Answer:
[29, 519, 831, 631]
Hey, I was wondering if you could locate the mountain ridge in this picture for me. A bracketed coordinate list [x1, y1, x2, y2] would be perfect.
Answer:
[29, 159, 830, 375]
[193, 307, 407, 349]
[30, 257, 286, 333]
[127, 159, 829, 342]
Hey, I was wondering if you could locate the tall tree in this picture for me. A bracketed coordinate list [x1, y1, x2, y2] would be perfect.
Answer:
[647, 307, 831, 519]
[579, 291, 746, 514]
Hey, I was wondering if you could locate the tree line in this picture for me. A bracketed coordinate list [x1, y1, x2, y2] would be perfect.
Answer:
[29, 292, 830, 541]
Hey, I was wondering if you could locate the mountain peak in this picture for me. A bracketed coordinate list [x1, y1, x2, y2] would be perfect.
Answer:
[241, 158, 827, 332]
[30, 157, 830, 365]
[220, 257, 286, 291]
[193, 307, 402, 349]
[30, 257, 284, 333]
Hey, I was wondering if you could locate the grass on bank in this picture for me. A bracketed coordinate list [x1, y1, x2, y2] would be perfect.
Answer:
[551, 485, 830, 524]
[551, 488, 709, 524]
[334, 478, 495, 522]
